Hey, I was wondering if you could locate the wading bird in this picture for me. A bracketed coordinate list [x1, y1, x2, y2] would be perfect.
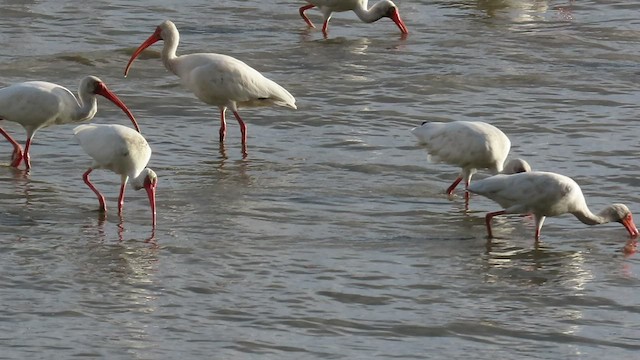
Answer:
[124, 20, 296, 157]
[411, 121, 530, 199]
[467, 171, 638, 240]
[74, 124, 157, 227]
[0, 76, 140, 171]
[299, 0, 409, 36]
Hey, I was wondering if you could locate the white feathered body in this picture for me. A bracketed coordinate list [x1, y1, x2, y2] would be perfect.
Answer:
[171, 53, 296, 111]
[0, 81, 86, 133]
[306, 0, 367, 12]
[467, 171, 587, 217]
[73, 124, 151, 179]
[411, 121, 511, 176]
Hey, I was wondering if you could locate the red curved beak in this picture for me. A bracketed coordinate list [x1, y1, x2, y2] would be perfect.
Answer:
[389, 8, 409, 34]
[144, 179, 157, 228]
[94, 82, 141, 133]
[124, 27, 162, 78]
[622, 213, 638, 237]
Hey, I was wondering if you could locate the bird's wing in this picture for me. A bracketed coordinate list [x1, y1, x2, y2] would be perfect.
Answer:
[307, 0, 354, 11]
[184, 54, 296, 109]
[468, 172, 575, 213]
[73, 124, 130, 168]
[413, 123, 497, 167]
[0, 82, 77, 130]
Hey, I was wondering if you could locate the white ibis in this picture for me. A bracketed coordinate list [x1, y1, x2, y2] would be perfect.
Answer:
[73, 124, 157, 227]
[0, 76, 140, 171]
[124, 20, 297, 157]
[299, 0, 409, 36]
[411, 121, 531, 198]
[467, 171, 639, 240]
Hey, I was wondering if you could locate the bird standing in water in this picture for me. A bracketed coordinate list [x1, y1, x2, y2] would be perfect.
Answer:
[124, 20, 296, 158]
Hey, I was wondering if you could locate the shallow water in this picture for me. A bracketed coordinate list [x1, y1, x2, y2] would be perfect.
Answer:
[0, 1, 639, 359]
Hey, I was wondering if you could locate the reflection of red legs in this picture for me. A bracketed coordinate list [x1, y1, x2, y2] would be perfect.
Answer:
[299, 4, 316, 28]
[83, 168, 106, 212]
[219, 109, 227, 143]
[117, 219, 125, 242]
[232, 111, 248, 158]
[485, 210, 506, 238]
[623, 239, 637, 256]
[145, 228, 157, 244]
[0, 127, 24, 168]
[556, 1, 575, 21]
[464, 191, 470, 211]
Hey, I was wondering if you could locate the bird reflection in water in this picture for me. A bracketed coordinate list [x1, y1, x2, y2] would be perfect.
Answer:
[476, 0, 548, 20]
[483, 239, 594, 289]
[554, 0, 575, 20]
[219, 142, 228, 160]
[91, 213, 157, 246]
[623, 238, 637, 257]
[475, 0, 575, 22]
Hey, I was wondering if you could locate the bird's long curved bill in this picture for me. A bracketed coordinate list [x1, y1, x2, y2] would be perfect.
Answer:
[124, 30, 161, 77]
[94, 83, 141, 133]
[390, 9, 409, 34]
[622, 214, 638, 237]
[145, 180, 157, 228]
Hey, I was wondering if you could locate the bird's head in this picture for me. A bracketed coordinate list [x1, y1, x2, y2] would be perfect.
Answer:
[124, 20, 178, 77]
[503, 158, 532, 174]
[605, 204, 638, 237]
[81, 75, 103, 93]
[375, 1, 408, 34]
[133, 168, 158, 227]
[81, 76, 140, 133]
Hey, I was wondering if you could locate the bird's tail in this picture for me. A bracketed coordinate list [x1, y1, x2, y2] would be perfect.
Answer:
[265, 77, 297, 109]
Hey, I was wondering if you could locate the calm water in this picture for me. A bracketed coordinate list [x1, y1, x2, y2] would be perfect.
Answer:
[1, 0, 639, 358]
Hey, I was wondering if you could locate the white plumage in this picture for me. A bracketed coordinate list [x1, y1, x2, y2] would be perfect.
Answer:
[74, 124, 157, 227]
[0, 76, 139, 170]
[411, 121, 530, 197]
[467, 171, 638, 240]
[124, 20, 296, 157]
[299, 0, 409, 36]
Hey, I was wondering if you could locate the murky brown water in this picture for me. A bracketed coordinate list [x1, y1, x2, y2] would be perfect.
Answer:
[1, 1, 639, 358]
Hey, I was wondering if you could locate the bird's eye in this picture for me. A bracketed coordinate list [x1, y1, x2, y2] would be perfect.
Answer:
[89, 80, 103, 93]
[386, 7, 397, 16]
[421, 121, 428, 125]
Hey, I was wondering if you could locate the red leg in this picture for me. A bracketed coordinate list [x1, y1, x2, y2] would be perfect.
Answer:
[219, 109, 227, 143]
[534, 216, 546, 240]
[232, 110, 248, 157]
[0, 127, 24, 168]
[22, 137, 33, 170]
[299, 4, 316, 28]
[322, 19, 330, 37]
[464, 179, 471, 203]
[83, 168, 107, 212]
[118, 181, 127, 214]
[485, 210, 507, 238]
[446, 177, 463, 195]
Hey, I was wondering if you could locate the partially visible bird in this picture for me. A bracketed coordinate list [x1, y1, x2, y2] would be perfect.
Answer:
[299, 0, 409, 36]
[124, 20, 296, 157]
[0, 76, 140, 170]
[73, 124, 157, 227]
[411, 121, 530, 197]
[467, 171, 639, 240]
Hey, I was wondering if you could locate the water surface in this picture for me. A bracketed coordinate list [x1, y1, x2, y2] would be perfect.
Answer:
[0, 1, 639, 359]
